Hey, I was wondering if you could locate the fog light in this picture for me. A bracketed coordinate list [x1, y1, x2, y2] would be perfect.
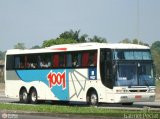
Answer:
[149, 95, 155, 99]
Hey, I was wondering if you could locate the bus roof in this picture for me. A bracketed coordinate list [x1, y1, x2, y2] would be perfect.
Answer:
[6, 43, 150, 55]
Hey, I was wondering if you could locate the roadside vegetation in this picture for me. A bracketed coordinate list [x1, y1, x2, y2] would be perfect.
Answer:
[156, 80, 160, 100]
[0, 103, 159, 118]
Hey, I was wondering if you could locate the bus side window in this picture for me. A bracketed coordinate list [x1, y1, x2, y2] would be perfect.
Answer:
[117, 51, 124, 60]
[27, 55, 38, 69]
[15, 56, 20, 68]
[15, 56, 25, 69]
[82, 52, 89, 67]
[6, 55, 14, 70]
[77, 53, 82, 67]
[66, 53, 72, 67]
[59, 54, 66, 67]
[88, 52, 97, 66]
[72, 53, 80, 67]
[53, 54, 59, 68]
[93, 52, 97, 66]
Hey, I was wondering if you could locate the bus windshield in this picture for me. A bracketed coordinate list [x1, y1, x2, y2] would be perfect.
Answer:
[115, 62, 155, 86]
[113, 50, 151, 60]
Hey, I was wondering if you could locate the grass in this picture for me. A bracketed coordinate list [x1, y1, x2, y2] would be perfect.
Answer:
[156, 80, 160, 87]
[156, 80, 160, 100]
[0, 103, 160, 118]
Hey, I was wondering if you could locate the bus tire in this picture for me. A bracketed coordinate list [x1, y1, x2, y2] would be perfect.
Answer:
[29, 88, 38, 104]
[88, 90, 98, 106]
[19, 88, 28, 104]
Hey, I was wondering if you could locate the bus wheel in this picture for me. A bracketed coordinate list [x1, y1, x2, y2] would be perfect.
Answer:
[19, 88, 28, 104]
[29, 88, 38, 104]
[89, 91, 98, 106]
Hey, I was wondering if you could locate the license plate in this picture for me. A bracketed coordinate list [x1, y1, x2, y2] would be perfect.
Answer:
[135, 95, 142, 99]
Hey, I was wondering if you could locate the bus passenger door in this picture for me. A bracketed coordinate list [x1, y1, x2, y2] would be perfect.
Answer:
[100, 49, 113, 89]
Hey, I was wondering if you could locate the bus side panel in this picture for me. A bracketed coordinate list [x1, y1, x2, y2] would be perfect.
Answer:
[5, 71, 47, 100]
[6, 69, 108, 103]
[15, 69, 69, 101]
[68, 68, 105, 103]
[68, 69, 87, 102]
[5, 71, 25, 98]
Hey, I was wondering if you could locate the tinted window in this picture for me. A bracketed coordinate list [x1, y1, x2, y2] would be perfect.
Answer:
[6, 50, 97, 70]
[6, 55, 14, 70]
[114, 50, 152, 60]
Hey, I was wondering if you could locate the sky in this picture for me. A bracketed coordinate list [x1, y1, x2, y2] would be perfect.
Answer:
[0, 0, 160, 51]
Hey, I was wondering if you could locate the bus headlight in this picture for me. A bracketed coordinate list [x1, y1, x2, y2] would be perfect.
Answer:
[149, 89, 155, 93]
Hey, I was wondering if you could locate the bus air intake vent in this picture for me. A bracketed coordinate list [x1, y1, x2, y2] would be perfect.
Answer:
[129, 89, 147, 92]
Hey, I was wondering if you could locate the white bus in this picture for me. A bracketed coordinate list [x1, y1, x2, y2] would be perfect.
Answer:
[5, 43, 155, 105]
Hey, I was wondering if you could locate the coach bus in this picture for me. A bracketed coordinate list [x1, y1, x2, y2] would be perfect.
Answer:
[5, 43, 155, 105]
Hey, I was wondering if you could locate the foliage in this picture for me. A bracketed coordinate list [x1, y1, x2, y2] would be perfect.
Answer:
[119, 38, 131, 43]
[31, 45, 41, 49]
[151, 41, 160, 78]
[59, 30, 88, 43]
[14, 43, 26, 49]
[42, 38, 77, 47]
[0, 51, 5, 60]
[42, 29, 107, 47]
[119, 38, 149, 46]
[88, 35, 107, 43]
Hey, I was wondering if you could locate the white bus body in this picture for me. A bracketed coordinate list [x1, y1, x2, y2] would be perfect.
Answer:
[5, 43, 155, 105]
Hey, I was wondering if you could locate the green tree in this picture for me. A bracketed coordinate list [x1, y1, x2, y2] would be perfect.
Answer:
[42, 39, 56, 47]
[42, 38, 77, 48]
[151, 41, 160, 78]
[132, 39, 149, 46]
[59, 29, 88, 43]
[119, 38, 131, 43]
[31, 45, 41, 49]
[79, 34, 88, 43]
[88, 35, 107, 43]
[42, 30, 108, 47]
[0, 51, 5, 60]
[119, 38, 149, 46]
[132, 39, 139, 44]
[54, 38, 77, 45]
[14, 43, 26, 49]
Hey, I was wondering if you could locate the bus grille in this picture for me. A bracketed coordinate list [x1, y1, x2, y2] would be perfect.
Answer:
[129, 89, 147, 92]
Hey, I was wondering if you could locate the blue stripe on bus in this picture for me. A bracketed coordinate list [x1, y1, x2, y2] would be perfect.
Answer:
[16, 69, 69, 101]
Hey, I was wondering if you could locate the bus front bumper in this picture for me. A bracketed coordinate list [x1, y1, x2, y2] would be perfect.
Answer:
[107, 93, 155, 103]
